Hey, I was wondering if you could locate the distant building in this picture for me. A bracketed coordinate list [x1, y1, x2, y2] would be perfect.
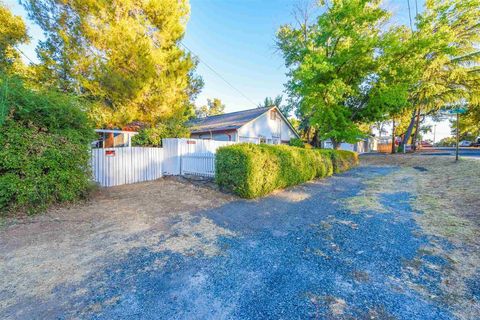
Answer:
[187, 106, 299, 144]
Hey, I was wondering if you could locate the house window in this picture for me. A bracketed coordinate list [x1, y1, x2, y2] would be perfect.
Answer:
[259, 136, 266, 144]
[270, 110, 277, 120]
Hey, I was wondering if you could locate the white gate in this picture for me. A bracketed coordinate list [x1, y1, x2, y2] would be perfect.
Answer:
[91, 147, 163, 187]
[163, 138, 236, 177]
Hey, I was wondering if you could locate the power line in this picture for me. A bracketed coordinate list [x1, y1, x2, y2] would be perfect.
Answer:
[406, 0, 414, 32]
[179, 42, 257, 106]
[15, 46, 36, 65]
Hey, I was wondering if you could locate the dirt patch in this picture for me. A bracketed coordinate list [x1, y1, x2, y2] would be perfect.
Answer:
[357, 154, 480, 319]
[0, 177, 236, 316]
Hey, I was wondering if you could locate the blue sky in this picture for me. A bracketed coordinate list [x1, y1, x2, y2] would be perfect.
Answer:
[5, 0, 451, 141]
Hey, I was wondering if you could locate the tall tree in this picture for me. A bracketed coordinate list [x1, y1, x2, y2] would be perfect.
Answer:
[22, 0, 203, 128]
[195, 98, 225, 118]
[277, 0, 394, 148]
[257, 95, 293, 116]
[400, 0, 480, 150]
[0, 2, 29, 74]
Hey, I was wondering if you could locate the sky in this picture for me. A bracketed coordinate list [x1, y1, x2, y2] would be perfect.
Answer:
[4, 0, 452, 141]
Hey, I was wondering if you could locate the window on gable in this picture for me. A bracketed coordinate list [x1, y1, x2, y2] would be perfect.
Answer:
[270, 110, 277, 120]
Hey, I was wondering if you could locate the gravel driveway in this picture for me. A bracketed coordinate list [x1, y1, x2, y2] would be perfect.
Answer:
[1, 156, 479, 319]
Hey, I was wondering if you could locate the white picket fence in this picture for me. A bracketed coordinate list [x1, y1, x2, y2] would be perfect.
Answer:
[91, 147, 164, 187]
[91, 138, 236, 187]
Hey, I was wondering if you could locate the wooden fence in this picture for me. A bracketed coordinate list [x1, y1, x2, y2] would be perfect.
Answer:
[91, 147, 163, 187]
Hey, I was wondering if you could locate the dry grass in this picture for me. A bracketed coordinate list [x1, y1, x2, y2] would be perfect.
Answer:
[0, 177, 236, 316]
[356, 155, 480, 319]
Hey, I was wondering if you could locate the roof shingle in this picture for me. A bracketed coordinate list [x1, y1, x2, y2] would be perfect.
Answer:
[187, 107, 271, 133]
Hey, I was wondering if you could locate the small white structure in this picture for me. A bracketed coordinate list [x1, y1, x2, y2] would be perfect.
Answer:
[323, 137, 378, 153]
[188, 106, 300, 144]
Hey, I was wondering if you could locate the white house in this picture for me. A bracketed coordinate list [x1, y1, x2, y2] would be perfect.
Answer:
[188, 106, 300, 144]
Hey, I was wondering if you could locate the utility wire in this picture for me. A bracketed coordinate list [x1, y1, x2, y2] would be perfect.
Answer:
[406, 0, 414, 32]
[15, 46, 37, 65]
[14, 41, 258, 107]
[179, 41, 257, 106]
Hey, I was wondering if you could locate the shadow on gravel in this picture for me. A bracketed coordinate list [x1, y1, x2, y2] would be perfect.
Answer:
[4, 166, 462, 320]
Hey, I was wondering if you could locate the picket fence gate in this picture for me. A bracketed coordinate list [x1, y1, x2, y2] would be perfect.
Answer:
[163, 138, 235, 177]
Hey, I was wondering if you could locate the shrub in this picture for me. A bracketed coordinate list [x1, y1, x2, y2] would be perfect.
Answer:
[318, 149, 359, 173]
[0, 77, 96, 214]
[131, 118, 190, 147]
[216, 144, 344, 198]
[289, 138, 304, 148]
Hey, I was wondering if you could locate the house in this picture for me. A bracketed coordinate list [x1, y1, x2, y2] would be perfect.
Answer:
[188, 106, 300, 144]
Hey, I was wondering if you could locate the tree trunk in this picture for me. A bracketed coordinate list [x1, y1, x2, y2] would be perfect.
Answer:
[412, 108, 421, 151]
[391, 119, 396, 154]
[331, 138, 341, 150]
[399, 108, 418, 152]
[311, 129, 321, 148]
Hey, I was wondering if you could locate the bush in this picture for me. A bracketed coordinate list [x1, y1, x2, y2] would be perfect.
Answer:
[131, 118, 190, 147]
[0, 77, 96, 214]
[216, 144, 358, 198]
[289, 138, 304, 148]
[318, 149, 359, 173]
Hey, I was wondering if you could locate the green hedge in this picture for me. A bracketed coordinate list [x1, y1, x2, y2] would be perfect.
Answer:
[0, 77, 96, 214]
[215, 144, 357, 198]
[318, 149, 359, 173]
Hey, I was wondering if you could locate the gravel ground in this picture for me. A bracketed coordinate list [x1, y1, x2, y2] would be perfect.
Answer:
[1, 155, 478, 319]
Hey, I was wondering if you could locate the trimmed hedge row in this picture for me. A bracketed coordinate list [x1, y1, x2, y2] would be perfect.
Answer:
[317, 149, 359, 173]
[215, 144, 358, 198]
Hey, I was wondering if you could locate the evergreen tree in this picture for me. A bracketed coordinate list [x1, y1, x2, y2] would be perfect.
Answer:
[21, 0, 203, 129]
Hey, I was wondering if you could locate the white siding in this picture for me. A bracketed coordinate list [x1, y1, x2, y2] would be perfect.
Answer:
[237, 110, 297, 143]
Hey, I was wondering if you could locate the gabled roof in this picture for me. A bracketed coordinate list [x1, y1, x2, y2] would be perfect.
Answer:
[188, 106, 272, 134]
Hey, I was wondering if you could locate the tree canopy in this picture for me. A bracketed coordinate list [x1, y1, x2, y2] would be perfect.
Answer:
[195, 98, 225, 118]
[21, 0, 203, 129]
[0, 2, 29, 74]
[277, 0, 480, 148]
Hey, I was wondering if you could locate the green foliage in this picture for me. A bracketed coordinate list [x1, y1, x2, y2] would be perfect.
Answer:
[215, 144, 357, 198]
[0, 3, 29, 74]
[257, 95, 293, 116]
[0, 77, 95, 214]
[435, 137, 456, 147]
[318, 149, 360, 174]
[22, 0, 203, 128]
[289, 138, 304, 148]
[277, 0, 480, 148]
[277, 0, 391, 147]
[131, 119, 190, 147]
[195, 98, 225, 118]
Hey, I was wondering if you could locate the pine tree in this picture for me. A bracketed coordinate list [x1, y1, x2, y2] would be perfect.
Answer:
[22, 0, 203, 129]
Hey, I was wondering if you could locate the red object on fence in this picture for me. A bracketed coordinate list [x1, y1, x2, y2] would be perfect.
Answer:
[105, 150, 116, 156]
[187, 140, 196, 144]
